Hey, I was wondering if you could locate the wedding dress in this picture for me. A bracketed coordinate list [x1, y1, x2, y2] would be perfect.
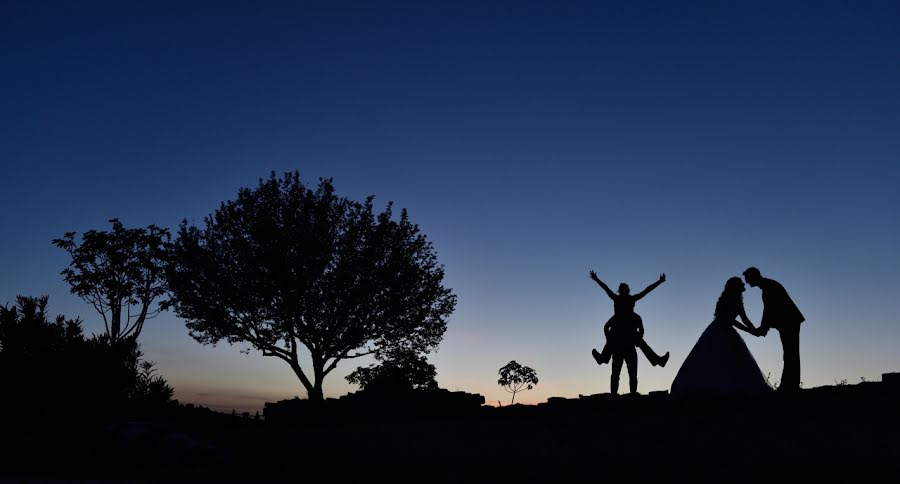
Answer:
[670, 297, 772, 395]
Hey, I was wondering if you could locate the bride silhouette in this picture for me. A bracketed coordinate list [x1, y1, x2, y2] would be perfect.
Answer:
[671, 277, 772, 395]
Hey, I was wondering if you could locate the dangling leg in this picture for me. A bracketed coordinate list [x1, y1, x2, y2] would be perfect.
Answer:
[592, 316, 616, 365]
[592, 340, 612, 365]
[636, 338, 670, 367]
[625, 347, 638, 394]
[632, 313, 668, 367]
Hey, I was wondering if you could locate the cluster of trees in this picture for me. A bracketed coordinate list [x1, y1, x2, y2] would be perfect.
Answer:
[2, 172, 458, 412]
[0, 296, 173, 421]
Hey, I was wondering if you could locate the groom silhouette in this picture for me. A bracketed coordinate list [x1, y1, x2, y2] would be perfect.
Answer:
[743, 267, 805, 392]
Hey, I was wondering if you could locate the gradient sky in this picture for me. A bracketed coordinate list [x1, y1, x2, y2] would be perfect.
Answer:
[3, 0, 899, 412]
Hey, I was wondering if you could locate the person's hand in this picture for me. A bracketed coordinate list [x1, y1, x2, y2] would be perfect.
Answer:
[589, 270, 599, 280]
[659, 273, 666, 283]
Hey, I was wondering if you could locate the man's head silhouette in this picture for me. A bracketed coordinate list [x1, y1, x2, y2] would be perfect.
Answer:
[618, 283, 630, 295]
[743, 267, 762, 287]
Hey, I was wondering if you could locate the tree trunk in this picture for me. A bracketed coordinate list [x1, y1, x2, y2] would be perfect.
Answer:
[110, 302, 122, 342]
[288, 352, 327, 404]
[308, 352, 326, 403]
[308, 384, 324, 403]
[290, 361, 318, 403]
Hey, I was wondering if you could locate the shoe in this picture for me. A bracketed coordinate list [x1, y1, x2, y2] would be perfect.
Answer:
[657, 352, 670, 368]
[591, 348, 604, 365]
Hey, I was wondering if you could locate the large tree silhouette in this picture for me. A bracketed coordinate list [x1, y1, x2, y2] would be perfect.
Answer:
[53, 219, 171, 344]
[166, 172, 456, 402]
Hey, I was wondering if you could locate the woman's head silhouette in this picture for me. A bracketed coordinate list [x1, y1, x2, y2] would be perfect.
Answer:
[723, 277, 745, 298]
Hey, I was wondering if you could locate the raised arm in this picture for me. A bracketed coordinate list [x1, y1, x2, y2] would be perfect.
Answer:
[589, 270, 616, 300]
[634, 273, 666, 301]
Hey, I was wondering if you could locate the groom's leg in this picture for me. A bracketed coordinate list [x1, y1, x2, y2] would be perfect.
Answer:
[778, 325, 801, 391]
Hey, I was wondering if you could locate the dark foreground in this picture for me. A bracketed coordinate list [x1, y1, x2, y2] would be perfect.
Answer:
[2, 382, 899, 483]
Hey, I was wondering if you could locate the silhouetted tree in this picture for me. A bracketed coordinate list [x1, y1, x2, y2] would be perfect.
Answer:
[498, 360, 538, 405]
[166, 172, 456, 402]
[53, 219, 171, 344]
[346, 347, 439, 392]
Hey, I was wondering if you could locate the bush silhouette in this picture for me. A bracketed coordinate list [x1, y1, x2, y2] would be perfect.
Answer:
[0, 295, 173, 422]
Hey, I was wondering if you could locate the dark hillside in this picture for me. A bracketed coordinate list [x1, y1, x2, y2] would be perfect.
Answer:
[2, 379, 898, 482]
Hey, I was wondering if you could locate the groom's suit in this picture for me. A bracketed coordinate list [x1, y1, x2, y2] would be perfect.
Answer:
[758, 277, 805, 391]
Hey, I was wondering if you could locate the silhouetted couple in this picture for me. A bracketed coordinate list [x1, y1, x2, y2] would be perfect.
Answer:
[588, 270, 670, 395]
[671, 267, 806, 395]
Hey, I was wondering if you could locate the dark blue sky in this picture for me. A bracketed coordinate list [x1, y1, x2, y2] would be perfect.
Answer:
[3, 0, 899, 410]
